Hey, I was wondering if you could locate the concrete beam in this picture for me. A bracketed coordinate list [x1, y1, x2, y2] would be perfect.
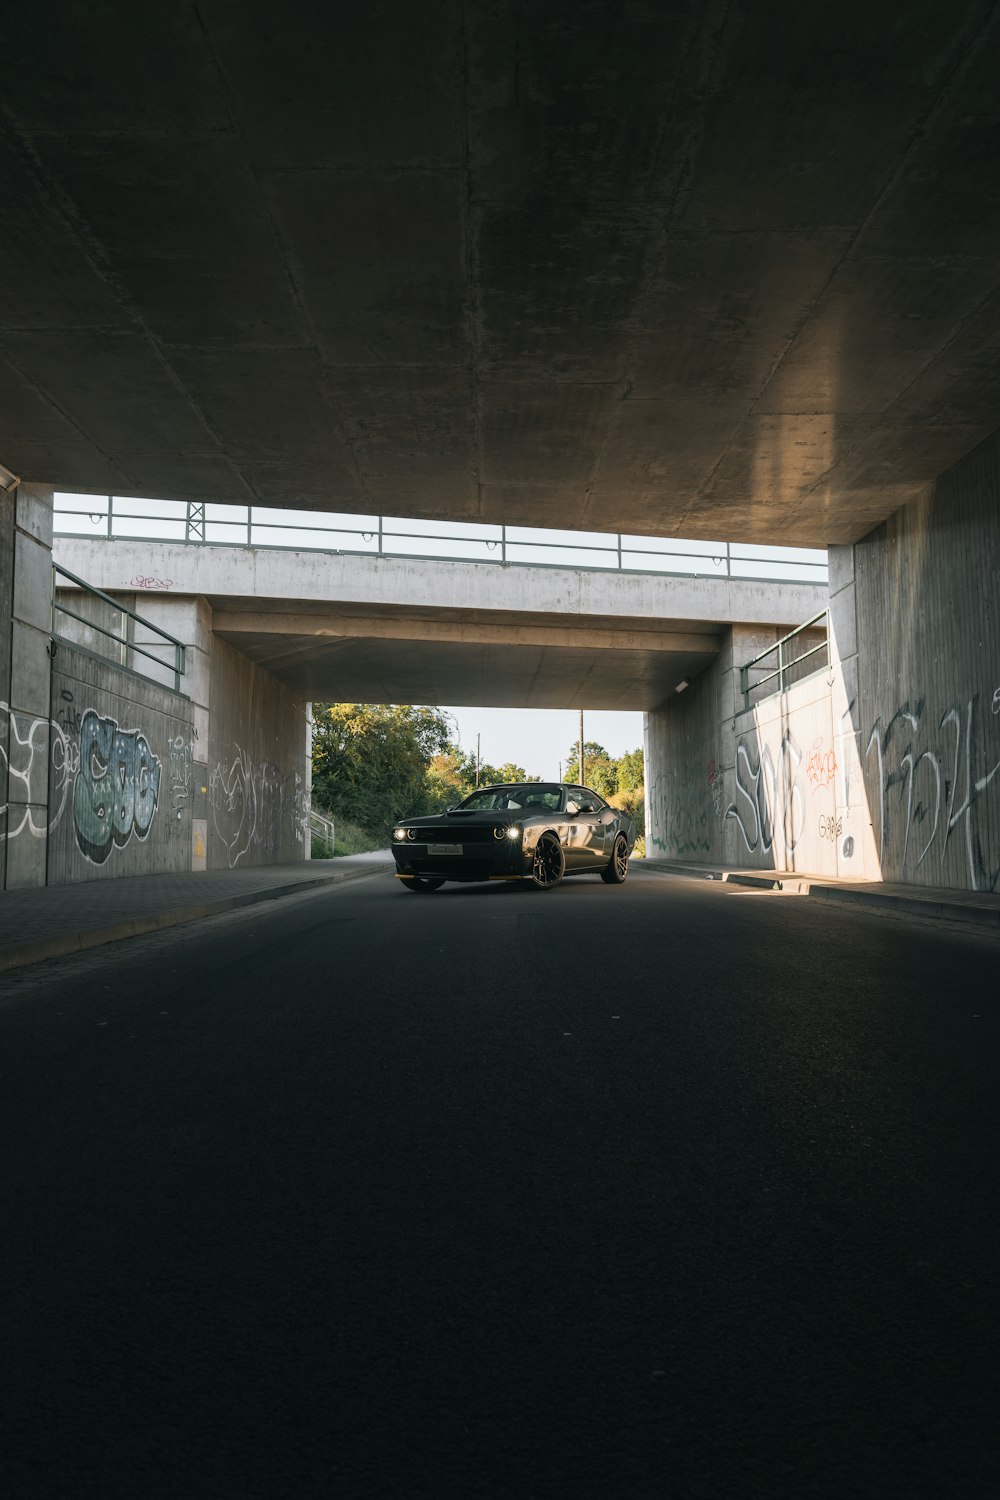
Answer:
[210, 609, 720, 657]
[54, 539, 827, 632]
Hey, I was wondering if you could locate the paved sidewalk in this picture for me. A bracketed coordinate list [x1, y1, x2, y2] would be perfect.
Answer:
[640, 857, 1000, 931]
[0, 854, 394, 974]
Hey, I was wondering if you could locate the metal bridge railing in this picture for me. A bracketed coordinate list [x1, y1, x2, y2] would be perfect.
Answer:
[52, 494, 829, 587]
[739, 610, 829, 713]
[52, 563, 187, 694]
[310, 809, 336, 858]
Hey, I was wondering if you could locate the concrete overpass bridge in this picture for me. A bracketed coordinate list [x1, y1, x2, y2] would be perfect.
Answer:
[1, 2, 998, 894]
[52, 535, 825, 711]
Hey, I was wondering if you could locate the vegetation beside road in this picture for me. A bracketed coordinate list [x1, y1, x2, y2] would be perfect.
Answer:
[311, 703, 645, 850]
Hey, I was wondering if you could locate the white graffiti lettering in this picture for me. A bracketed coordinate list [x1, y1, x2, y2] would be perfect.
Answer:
[726, 733, 806, 857]
[209, 748, 310, 868]
[1, 701, 78, 842]
[866, 694, 1000, 892]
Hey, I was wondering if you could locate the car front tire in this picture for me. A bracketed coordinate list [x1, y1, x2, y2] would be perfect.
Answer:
[529, 834, 565, 890]
[600, 833, 629, 884]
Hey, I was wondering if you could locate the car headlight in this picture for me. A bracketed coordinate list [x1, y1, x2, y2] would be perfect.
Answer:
[493, 824, 522, 842]
[393, 827, 412, 842]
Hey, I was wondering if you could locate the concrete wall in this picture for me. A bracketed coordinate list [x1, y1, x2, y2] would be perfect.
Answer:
[206, 634, 310, 869]
[2, 482, 310, 887]
[48, 643, 194, 885]
[645, 430, 1000, 893]
[1, 486, 56, 888]
[838, 431, 1000, 893]
[0, 487, 14, 888]
[644, 622, 875, 879]
[646, 626, 878, 882]
[44, 619, 310, 882]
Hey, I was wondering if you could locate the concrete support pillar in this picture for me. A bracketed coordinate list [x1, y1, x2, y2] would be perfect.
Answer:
[0, 485, 14, 889]
[4, 485, 54, 888]
[304, 703, 314, 860]
[186, 597, 212, 872]
[826, 545, 879, 878]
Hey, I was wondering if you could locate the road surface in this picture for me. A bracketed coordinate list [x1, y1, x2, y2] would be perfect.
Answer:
[2, 867, 997, 1497]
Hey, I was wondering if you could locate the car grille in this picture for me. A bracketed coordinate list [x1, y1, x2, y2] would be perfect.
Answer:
[419, 826, 497, 843]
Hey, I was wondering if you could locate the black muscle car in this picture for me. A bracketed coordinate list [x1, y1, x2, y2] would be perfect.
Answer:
[391, 782, 636, 892]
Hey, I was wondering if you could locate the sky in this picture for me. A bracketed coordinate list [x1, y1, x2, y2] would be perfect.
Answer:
[439, 705, 644, 783]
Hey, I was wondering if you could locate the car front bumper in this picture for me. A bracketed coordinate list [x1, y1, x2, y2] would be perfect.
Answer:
[391, 838, 531, 883]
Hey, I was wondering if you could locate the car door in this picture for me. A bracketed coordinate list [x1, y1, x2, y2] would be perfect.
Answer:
[564, 788, 605, 868]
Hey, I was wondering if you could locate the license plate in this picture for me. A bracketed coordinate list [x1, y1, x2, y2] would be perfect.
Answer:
[429, 843, 463, 856]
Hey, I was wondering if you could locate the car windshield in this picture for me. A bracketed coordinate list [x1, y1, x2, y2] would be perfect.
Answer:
[457, 784, 564, 813]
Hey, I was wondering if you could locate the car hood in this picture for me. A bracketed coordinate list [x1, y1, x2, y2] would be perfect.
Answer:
[400, 810, 524, 828]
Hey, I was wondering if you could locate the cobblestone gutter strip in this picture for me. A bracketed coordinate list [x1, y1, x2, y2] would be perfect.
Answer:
[0, 865, 388, 975]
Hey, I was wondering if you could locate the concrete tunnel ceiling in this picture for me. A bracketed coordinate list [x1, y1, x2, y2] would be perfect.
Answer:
[3, 2, 1000, 549]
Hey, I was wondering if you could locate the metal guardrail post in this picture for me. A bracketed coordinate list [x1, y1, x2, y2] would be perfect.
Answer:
[617, 534, 622, 569]
[378, 516, 383, 556]
[502, 524, 506, 564]
[107, 494, 113, 539]
[726, 542, 731, 578]
[186, 502, 205, 543]
[777, 638, 784, 694]
[740, 663, 749, 713]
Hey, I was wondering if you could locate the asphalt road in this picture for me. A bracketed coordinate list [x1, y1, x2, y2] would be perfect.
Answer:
[2, 867, 998, 1498]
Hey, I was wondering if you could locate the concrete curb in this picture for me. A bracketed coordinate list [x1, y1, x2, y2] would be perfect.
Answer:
[806, 883, 1000, 931]
[638, 859, 1000, 931]
[0, 864, 388, 975]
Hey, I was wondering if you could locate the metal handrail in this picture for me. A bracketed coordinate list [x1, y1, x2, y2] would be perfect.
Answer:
[52, 495, 829, 586]
[739, 609, 829, 712]
[52, 563, 187, 694]
[310, 809, 336, 857]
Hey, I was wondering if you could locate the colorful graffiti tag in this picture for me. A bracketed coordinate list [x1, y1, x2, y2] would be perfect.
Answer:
[73, 709, 162, 864]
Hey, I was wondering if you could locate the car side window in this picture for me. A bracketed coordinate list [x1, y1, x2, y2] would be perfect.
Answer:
[568, 786, 600, 815]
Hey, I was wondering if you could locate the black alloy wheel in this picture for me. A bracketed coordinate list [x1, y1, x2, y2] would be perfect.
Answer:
[401, 875, 446, 893]
[529, 835, 565, 890]
[601, 833, 629, 884]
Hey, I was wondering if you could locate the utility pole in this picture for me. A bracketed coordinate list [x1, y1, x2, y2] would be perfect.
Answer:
[578, 709, 584, 788]
[476, 733, 480, 788]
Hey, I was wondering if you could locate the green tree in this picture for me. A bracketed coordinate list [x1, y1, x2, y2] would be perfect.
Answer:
[565, 740, 617, 797]
[617, 747, 645, 793]
[424, 750, 467, 812]
[312, 704, 453, 835]
[453, 754, 539, 794]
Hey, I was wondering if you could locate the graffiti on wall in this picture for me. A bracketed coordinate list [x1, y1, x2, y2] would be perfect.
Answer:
[806, 737, 837, 791]
[169, 733, 194, 814]
[650, 762, 712, 856]
[865, 692, 1000, 892]
[726, 732, 809, 857]
[707, 758, 724, 817]
[209, 747, 310, 868]
[73, 709, 162, 864]
[0, 701, 79, 843]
